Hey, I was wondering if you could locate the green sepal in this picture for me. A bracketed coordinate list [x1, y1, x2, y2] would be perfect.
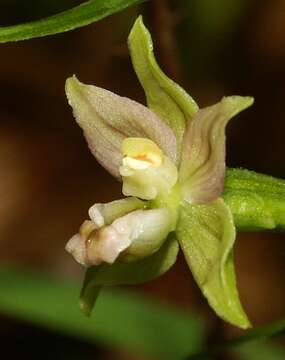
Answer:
[128, 16, 198, 157]
[176, 198, 250, 329]
[80, 234, 179, 315]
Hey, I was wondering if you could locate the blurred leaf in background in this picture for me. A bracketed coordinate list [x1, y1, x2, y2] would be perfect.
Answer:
[236, 342, 285, 360]
[0, 265, 204, 359]
[0, 266, 285, 359]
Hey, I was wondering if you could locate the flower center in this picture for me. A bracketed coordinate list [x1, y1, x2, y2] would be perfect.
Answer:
[120, 137, 162, 173]
[119, 137, 178, 200]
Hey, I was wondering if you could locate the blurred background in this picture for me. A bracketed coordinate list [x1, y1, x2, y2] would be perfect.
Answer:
[1, 0, 285, 359]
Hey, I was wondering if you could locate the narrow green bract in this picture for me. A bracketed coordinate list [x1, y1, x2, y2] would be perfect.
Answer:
[176, 198, 250, 329]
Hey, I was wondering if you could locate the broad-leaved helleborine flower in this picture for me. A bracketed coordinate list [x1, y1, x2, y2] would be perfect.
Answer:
[65, 16, 254, 329]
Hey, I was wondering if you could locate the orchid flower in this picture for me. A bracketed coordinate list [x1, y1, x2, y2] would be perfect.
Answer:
[65, 16, 254, 329]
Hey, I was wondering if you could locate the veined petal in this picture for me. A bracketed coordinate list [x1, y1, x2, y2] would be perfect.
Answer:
[176, 198, 250, 329]
[179, 96, 254, 204]
[65, 76, 177, 179]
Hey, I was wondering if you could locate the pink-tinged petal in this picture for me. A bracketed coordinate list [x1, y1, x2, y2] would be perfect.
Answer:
[179, 96, 254, 204]
[65, 208, 173, 267]
[87, 208, 173, 265]
[65, 76, 177, 179]
[65, 234, 87, 266]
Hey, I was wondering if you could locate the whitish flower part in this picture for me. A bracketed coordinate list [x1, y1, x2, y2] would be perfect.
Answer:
[88, 197, 145, 226]
[65, 200, 173, 267]
[65, 220, 96, 266]
[65, 234, 87, 266]
[119, 137, 178, 200]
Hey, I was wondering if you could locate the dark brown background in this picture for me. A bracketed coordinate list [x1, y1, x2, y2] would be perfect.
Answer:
[1, 0, 285, 358]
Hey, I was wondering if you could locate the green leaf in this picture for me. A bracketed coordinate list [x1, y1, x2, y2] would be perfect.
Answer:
[0, 265, 204, 359]
[187, 340, 285, 360]
[128, 16, 198, 156]
[0, 0, 144, 43]
[2, 265, 285, 359]
[176, 198, 250, 329]
[225, 317, 285, 346]
[80, 234, 179, 315]
[201, 318, 285, 359]
[235, 341, 285, 360]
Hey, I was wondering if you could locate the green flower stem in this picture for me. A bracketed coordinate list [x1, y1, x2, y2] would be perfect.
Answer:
[223, 168, 285, 231]
[185, 315, 285, 359]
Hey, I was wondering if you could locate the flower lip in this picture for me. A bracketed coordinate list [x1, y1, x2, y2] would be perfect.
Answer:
[88, 204, 105, 227]
[65, 233, 87, 266]
[86, 225, 132, 265]
[65, 206, 174, 267]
